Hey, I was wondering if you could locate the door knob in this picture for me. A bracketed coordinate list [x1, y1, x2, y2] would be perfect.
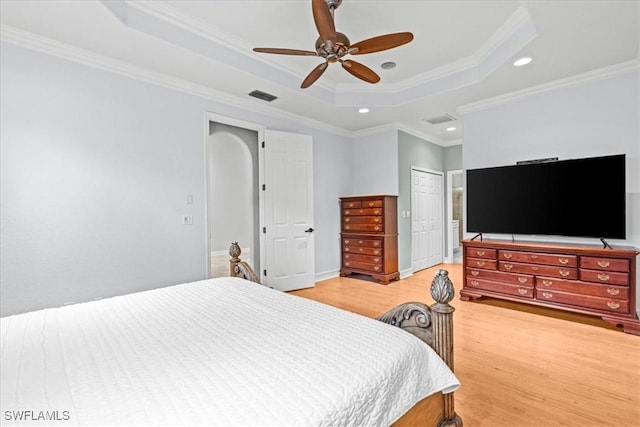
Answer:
[305, 228, 315, 233]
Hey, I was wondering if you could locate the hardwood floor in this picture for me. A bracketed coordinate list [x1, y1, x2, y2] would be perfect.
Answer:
[291, 264, 640, 427]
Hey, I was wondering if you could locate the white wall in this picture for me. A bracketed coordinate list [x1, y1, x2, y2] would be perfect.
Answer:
[0, 42, 351, 315]
[350, 130, 399, 196]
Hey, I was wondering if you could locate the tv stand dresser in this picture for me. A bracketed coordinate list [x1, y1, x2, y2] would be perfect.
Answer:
[460, 239, 640, 335]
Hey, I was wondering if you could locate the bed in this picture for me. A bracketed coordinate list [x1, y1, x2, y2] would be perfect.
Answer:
[1, 250, 462, 426]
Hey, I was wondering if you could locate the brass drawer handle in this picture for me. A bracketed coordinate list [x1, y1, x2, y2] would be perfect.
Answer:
[373, 258, 380, 263]
[503, 253, 512, 259]
[345, 262, 350, 266]
[359, 209, 364, 214]
[345, 210, 351, 215]
[374, 242, 380, 247]
[374, 266, 380, 271]
[476, 250, 485, 256]
[517, 277, 527, 283]
[598, 260, 610, 268]
[531, 266, 539, 271]
[542, 280, 553, 287]
[374, 210, 380, 214]
[373, 250, 380, 255]
[345, 255, 350, 259]
[559, 270, 570, 277]
[542, 292, 553, 299]
[476, 261, 485, 267]
[374, 218, 380, 223]
[470, 280, 479, 287]
[518, 288, 528, 295]
[345, 218, 350, 222]
[530, 254, 538, 259]
[348, 202, 356, 207]
[345, 240, 350, 244]
[345, 248, 351, 252]
[367, 202, 375, 207]
[607, 301, 620, 310]
[504, 264, 513, 270]
[607, 288, 620, 296]
[358, 248, 363, 252]
[471, 270, 479, 276]
[345, 225, 350, 230]
[598, 273, 610, 281]
[374, 226, 380, 231]
[558, 257, 569, 265]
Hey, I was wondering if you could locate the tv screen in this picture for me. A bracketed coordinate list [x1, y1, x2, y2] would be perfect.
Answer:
[466, 154, 626, 239]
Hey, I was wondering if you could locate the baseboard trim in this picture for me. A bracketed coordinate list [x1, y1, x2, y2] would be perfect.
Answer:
[315, 269, 340, 282]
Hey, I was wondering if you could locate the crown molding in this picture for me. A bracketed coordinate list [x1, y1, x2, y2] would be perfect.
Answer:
[0, 25, 351, 138]
[458, 59, 640, 115]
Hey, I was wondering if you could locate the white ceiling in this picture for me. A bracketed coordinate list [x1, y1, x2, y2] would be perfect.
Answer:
[1, 0, 638, 144]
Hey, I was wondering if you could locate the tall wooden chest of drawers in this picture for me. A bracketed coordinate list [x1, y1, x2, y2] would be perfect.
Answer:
[340, 195, 399, 284]
[460, 239, 640, 335]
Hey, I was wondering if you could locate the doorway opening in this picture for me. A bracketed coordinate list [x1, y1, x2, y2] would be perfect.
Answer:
[411, 167, 444, 272]
[446, 169, 464, 263]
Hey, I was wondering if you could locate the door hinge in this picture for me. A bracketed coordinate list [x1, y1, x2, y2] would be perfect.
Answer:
[261, 141, 265, 148]
[262, 184, 265, 191]
[263, 269, 267, 276]
[263, 227, 266, 233]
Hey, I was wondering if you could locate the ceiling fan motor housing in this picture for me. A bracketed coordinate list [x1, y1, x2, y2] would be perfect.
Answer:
[315, 32, 350, 61]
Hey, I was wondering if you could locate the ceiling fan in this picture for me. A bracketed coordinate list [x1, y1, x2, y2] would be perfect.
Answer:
[253, 0, 414, 89]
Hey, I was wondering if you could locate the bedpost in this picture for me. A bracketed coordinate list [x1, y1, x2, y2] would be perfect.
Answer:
[430, 269, 463, 427]
[229, 242, 261, 284]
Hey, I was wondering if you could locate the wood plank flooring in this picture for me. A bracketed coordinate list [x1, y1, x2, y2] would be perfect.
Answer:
[291, 264, 640, 427]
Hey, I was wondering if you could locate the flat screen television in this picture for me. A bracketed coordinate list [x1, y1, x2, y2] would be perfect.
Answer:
[466, 154, 626, 239]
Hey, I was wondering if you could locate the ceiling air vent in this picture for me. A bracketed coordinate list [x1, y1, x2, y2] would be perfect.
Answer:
[423, 114, 456, 125]
[249, 90, 278, 102]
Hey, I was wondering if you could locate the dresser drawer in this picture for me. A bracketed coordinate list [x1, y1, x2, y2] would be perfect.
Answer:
[500, 261, 577, 279]
[343, 253, 382, 264]
[361, 199, 383, 208]
[467, 278, 533, 298]
[580, 269, 629, 286]
[343, 238, 381, 248]
[466, 268, 534, 286]
[580, 257, 629, 272]
[536, 277, 628, 299]
[465, 247, 497, 259]
[343, 223, 384, 232]
[342, 200, 361, 209]
[343, 208, 382, 216]
[499, 250, 576, 267]
[466, 257, 497, 270]
[343, 260, 383, 273]
[343, 216, 382, 224]
[536, 289, 629, 314]
[343, 245, 382, 256]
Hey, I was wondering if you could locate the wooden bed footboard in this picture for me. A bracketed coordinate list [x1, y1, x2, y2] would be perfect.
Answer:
[378, 269, 463, 427]
[229, 242, 260, 283]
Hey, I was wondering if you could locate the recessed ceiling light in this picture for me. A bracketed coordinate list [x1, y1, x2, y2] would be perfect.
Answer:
[513, 57, 532, 67]
[358, 108, 370, 114]
[381, 62, 396, 70]
[446, 127, 456, 132]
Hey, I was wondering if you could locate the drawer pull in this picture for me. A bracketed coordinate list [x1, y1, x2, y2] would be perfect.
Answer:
[470, 280, 479, 287]
[503, 253, 512, 259]
[345, 248, 351, 252]
[345, 210, 351, 215]
[358, 240, 364, 244]
[530, 254, 538, 259]
[345, 225, 350, 230]
[359, 210, 364, 214]
[598, 260, 610, 268]
[345, 218, 350, 222]
[531, 266, 539, 271]
[476, 250, 485, 256]
[344, 240, 350, 244]
[367, 202, 375, 207]
[345, 255, 350, 259]
[374, 210, 380, 214]
[358, 248, 363, 252]
[471, 270, 479, 276]
[374, 218, 380, 223]
[558, 257, 569, 265]
[476, 261, 485, 267]
[598, 273, 610, 282]
[374, 242, 380, 247]
[374, 266, 380, 271]
[559, 270, 570, 277]
[348, 202, 356, 208]
[374, 226, 380, 231]
[345, 262, 350, 266]
[517, 277, 527, 283]
[373, 250, 380, 255]
[504, 263, 513, 270]
[373, 258, 380, 263]
[607, 301, 620, 310]
[607, 288, 620, 296]
[542, 280, 553, 287]
[542, 292, 553, 299]
[518, 287, 528, 295]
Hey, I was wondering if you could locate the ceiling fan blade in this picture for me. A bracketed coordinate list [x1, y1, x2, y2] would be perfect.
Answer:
[253, 47, 318, 56]
[301, 62, 329, 88]
[312, 0, 337, 44]
[341, 59, 380, 84]
[349, 32, 414, 55]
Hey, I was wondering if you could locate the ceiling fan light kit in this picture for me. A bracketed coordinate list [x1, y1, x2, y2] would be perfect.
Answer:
[253, 0, 413, 88]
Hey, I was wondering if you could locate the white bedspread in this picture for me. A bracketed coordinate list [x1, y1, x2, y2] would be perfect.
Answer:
[1, 277, 459, 426]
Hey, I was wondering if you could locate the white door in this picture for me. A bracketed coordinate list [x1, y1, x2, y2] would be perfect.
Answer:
[262, 130, 315, 291]
[411, 169, 444, 271]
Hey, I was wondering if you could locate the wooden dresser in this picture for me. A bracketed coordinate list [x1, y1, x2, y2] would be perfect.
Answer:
[339, 195, 399, 284]
[460, 239, 640, 334]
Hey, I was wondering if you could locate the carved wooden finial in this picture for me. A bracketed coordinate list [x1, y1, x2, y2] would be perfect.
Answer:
[229, 241, 242, 260]
[431, 269, 455, 309]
